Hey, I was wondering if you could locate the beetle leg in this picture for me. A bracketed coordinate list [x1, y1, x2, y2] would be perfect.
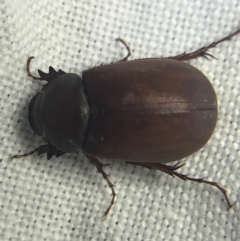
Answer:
[171, 172, 235, 210]
[116, 38, 131, 61]
[9, 144, 65, 160]
[166, 28, 240, 61]
[26, 57, 43, 80]
[86, 155, 116, 218]
[26, 56, 66, 82]
[128, 161, 234, 210]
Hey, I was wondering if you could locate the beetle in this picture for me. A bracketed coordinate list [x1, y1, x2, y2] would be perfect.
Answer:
[11, 28, 240, 216]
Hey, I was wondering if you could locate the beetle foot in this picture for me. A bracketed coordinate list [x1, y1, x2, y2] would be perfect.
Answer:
[87, 155, 116, 218]
[167, 27, 240, 61]
[9, 146, 42, 160]
[9, 144, 65, 160]
[128, 161, 234, 210]
[26, 56, 66, 82]
[116, 37, 131, 61]
[171, 171, 235, 210]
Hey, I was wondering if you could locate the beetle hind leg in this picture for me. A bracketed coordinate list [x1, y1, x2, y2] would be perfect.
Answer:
[166, 28, 240, 61]
[87, 155, 116, 218]
[128, 161, 234, 210]
[172, 171, 235, 210]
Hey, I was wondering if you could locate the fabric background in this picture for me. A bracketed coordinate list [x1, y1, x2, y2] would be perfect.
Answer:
[0, 0, 240, 240]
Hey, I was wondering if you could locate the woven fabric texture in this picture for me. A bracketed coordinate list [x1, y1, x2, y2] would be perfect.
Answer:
[0, 1, 240, 241]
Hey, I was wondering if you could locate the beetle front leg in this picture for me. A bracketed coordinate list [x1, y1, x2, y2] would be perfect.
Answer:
[9, 144, 65, 160]
[26, 56, 66, 82]
[167, 28, 240, 61]
[128, 161, 234, 210]
[86, 155, 116, 218]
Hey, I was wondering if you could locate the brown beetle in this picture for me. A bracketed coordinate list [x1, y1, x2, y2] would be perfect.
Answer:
[11, 29, 240, 216]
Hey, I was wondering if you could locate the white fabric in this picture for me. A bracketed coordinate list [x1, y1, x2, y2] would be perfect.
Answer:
[1, 1, 240, 240]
